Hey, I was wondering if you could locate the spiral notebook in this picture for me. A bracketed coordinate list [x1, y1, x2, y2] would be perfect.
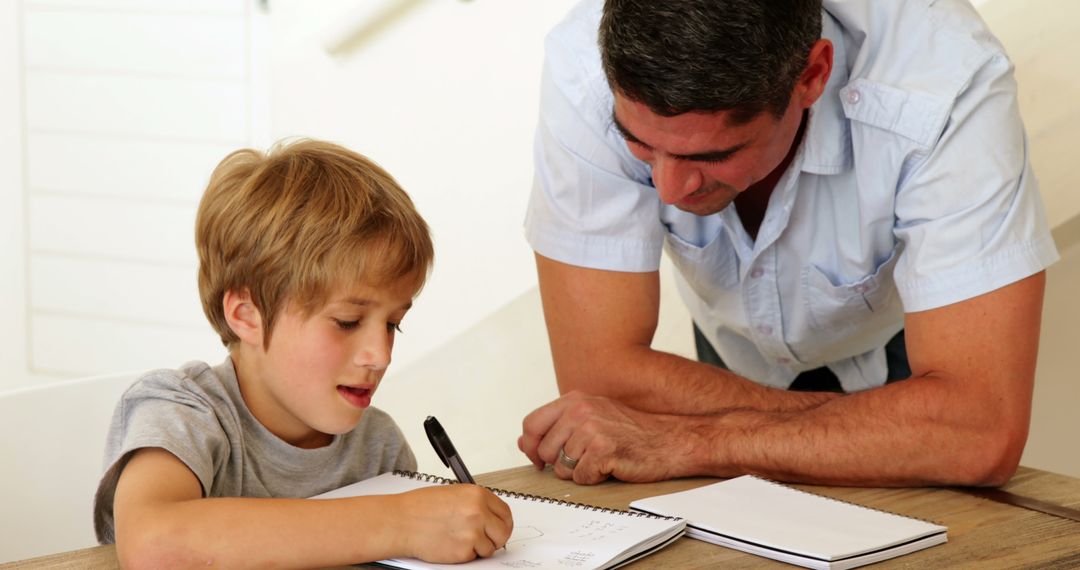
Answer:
[629, 475, 946, 570]
[312, 471, 685, 569]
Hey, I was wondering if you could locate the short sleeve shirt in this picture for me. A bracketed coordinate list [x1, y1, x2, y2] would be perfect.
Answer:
[93, 359, 416, 543]
[524, 0, 1059, 392]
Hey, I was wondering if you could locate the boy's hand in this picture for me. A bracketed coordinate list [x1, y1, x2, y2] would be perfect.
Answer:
[398, 485, 513, 562]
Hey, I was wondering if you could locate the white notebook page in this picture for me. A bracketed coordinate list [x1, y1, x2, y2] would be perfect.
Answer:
[630, 475, 945, 561]
[313, 472, 685, 569]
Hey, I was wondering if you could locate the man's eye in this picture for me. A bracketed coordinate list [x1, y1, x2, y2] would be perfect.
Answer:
[696, 156, 731, 165]
[388, 322, 403, 334]
[334, 319, 359, 330]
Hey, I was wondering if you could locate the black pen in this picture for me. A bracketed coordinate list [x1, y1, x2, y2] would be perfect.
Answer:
[424, 416, 476, 484]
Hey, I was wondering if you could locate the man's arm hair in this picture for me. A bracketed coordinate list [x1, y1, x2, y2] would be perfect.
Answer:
[535, 252, 836, 414]
[534, 252, 1043, 487]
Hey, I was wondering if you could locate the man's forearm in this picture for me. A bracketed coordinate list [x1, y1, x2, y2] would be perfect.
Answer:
[673, 374, 1026, 487]
[559, 344, 838, 415]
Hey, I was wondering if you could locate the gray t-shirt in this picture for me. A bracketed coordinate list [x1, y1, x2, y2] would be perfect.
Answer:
[93, 359, 416, 543]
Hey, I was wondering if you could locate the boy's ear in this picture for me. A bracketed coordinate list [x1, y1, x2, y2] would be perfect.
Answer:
[223, 288, 264, 347]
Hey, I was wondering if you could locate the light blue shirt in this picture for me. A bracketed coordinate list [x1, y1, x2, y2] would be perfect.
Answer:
[524, 0, 1059, 392]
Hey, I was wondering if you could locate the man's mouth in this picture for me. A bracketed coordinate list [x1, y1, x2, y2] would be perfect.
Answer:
[679, 185, 715, 206]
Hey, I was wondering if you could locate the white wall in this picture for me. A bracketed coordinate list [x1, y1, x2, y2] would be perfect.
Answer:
[0, 0, 579, 391]
[266, 0, 579, 371]
[0, 0, 28, 387]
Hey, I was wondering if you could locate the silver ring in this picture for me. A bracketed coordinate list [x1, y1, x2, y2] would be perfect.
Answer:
[558, 448, 579, 470]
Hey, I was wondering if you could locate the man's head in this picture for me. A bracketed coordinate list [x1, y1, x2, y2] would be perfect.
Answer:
[600, 0, 823, 121]
[196, 138, 434, 350]
[600, 0, 830, 215]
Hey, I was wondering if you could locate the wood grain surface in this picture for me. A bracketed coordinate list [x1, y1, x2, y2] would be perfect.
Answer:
[5, 466, 1078, 569]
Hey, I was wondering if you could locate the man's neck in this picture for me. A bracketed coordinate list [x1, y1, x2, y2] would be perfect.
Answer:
[735, 110, 808, 240]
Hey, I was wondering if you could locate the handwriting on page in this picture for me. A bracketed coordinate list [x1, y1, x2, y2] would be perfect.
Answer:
[557, 550, 596, 567]
[495, 519, 632, 568]
[498, 550, 596, 569]
[506, 526, 545, 546]
[568, 519, 630, 541]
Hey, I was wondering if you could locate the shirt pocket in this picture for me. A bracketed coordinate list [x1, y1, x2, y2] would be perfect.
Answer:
[663, 226, 740, 301]
[801, 245, 902, 333]
[840, 78, 951, 148]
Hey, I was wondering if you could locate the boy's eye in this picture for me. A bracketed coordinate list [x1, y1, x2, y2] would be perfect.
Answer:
[388, 322, 403, 334]
[334, 319, 359, 330]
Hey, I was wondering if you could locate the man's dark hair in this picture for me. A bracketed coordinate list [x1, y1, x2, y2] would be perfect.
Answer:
[599, 0, 823, 122]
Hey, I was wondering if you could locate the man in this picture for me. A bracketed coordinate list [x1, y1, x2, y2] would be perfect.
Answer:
[518, 0, 1058, 487]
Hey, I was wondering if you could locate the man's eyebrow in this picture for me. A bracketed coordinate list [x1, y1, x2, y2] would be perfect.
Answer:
[612, 114, 647, 146]
[674, 146, 745, 163]
[612, 111, 747, 163]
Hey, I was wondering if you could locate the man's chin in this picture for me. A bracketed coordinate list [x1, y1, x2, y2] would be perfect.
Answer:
[674, 200, 731, 217]
[673, 187, 736, 217]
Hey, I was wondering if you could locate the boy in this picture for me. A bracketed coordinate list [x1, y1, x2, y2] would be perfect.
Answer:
[92, 139, 513, 567]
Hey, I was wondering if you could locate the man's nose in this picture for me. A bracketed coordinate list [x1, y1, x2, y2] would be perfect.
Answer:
[651, 156, 701, 204]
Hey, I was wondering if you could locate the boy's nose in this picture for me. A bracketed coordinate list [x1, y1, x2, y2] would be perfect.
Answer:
[354, 331, 391, 371]
[651, 156, 702, 204]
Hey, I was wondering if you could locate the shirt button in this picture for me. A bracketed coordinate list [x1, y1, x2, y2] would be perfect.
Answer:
[853, 283, 869, 293]
[750, 268, 764, 278]
[757, 324, 773, 335]
[846, 89, 861, 104]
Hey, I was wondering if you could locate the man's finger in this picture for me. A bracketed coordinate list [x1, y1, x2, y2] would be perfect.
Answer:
[520, 398, 573, 465]
[571, 449, 611, 486]
[517, 435, 544, 469]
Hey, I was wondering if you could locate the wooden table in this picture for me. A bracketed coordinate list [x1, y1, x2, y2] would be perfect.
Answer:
[5, 465, 1079, 569]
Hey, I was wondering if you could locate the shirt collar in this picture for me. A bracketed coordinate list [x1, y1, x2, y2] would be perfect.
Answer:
[799, 10, 853, 176]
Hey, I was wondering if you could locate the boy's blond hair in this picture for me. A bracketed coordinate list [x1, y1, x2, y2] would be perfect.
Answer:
[195, 138, 434, 348]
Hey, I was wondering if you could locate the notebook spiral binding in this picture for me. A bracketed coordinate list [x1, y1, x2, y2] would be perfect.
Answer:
[393, 470, 682, 522]
[395, 470, 456, 485]
[751, 475, 944, 526]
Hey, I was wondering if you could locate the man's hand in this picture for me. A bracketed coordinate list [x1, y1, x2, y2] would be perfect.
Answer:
[518, 391, 704, 485]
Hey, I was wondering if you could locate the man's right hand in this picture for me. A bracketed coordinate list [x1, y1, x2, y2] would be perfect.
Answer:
[518, 390, 712, 485]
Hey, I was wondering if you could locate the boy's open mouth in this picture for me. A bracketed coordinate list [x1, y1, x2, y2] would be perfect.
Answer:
[337, 385, 372, 408]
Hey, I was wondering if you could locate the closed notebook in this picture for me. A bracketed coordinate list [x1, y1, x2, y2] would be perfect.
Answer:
[629, 475, 946, 570]
[312, 471, 685, 570]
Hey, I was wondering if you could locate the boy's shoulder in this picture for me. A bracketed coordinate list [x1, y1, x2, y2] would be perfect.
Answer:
[112, 359, 248, 452]
[122, 360, 236, 409]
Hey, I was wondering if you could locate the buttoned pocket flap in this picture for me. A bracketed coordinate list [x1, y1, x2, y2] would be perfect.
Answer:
[839, 78, 951, 147]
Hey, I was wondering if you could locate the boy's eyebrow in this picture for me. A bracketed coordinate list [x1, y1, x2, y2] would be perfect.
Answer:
[611, 112, 747, 163]
[342, 298, 413, 311]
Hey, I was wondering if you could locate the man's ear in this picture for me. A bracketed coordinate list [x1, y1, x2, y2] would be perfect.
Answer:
[223, 288, 264, 347]
[795, 38, 833, 109]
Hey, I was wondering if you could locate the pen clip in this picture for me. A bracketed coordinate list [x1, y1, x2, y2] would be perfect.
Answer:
[424, 416, 453, 469]
[424, 415, 475, 484]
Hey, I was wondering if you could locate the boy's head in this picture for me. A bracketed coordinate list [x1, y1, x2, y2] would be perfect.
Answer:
[196, 138, 434, 350]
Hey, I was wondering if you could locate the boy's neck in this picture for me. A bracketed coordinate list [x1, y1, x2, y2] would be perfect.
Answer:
[229, 349, 334, 449]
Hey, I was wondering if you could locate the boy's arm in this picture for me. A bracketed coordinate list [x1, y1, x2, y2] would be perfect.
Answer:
[114, 447, 513, 569]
